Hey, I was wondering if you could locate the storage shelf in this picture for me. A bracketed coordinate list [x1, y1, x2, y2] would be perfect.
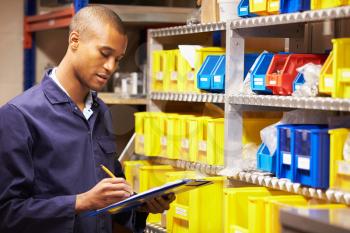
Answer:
[145, 223, 166, 233]
[151, 92, 225, 103]
[98, 93, 148, 105]
[230, 171, 350, 205]
[149, 22, 226, 37]
[230, 6, 350, 29]
[228, 94, 350, 111]
[149, 157, 223, 176]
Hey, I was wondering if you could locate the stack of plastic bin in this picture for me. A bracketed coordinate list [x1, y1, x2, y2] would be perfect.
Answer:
[211, 56, 226, 91]
[319, 52, 333, 95]
[166, 114, 181, 160]
[189, 116, 212, 163]
[144, 113, 161, 156]
[276, 124, 330, 189]
[197, 55, 222, 91]
[311, 0, 350, 10]
[251, 53, 274, 94]
[332, 38, 350, 98]
[238, 0, 258, 17]
[165, 49, 180, 92]
[280, 0, 311, 13]
[123, 160, 150, 192]
[329, 128, 350, 192]
[166, 171, 225, 233]
[266, 54, 326, 95]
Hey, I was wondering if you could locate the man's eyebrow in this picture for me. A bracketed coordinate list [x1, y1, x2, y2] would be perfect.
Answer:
[99, 46, 115, 52]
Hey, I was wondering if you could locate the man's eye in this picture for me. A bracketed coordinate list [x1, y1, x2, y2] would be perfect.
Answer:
[100, 51, 109, 57]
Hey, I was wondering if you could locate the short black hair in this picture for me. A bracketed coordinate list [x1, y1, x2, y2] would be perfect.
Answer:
[69, 5, 126, 37]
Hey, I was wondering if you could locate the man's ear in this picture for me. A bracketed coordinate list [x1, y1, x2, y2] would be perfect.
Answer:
[69, 31, 80, 50]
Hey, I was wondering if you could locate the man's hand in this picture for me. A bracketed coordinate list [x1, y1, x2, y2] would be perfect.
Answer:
[75, 178, 133, 213]
[137, 193, 176, 214]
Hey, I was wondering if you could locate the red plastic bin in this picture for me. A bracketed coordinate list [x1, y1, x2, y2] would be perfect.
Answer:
[266, 54, 327, 95]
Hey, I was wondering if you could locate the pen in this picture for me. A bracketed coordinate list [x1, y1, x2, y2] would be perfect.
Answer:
[100, 164, 133, 196]
[100, 164, 116, 178]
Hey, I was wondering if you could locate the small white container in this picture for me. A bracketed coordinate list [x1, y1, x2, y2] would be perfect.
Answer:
[218, 0, 240, 21]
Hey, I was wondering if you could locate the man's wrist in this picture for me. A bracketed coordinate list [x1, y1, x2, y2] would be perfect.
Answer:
[75, 192, 91, 213]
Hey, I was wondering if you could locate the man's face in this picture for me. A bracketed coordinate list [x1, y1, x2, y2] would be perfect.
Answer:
[73, 23, 128, 91]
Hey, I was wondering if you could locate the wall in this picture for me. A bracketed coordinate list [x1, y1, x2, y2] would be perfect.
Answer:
[0, 0, 24, 106]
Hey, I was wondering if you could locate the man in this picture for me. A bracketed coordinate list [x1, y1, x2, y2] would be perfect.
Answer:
[0, 5, 174, 233]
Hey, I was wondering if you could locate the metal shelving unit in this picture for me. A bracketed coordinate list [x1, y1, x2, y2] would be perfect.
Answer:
[145, 223, 167, 233]
[229, 94, 350, 111]
[150, 92, 225, 103]
[98, 93, 148, 105]
[150, 22, 226, 37]
[145, 5, 350, 207]
[231, 171, 350, 205]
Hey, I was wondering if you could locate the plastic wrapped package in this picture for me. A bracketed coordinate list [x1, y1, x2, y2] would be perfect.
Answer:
[292, 63, 322, 97]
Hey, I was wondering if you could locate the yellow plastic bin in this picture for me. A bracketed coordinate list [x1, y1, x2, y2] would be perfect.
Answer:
[265, 195, 309, 233]
[134, 112, 147, 155]
[151, 50, 167, 92]
[191, 47, 225, 93]
[319, 52, 334, 95]
[166, 172, 225, 233]
[164, 50, 181, 92]
[311, 0, 350, 10]
[250, 0, 280, 15]
[159, 113, 168, 158]
[123, 160, 150, 193]
[207, 118, 225, 166]
[179, 115, 194, 161]
[329, 128, 350, 191]
[224, 187, 287, 233]
[268, 0, 280, 14]
[242, 112, 281, 145]
[266, 197, 345, 233]
[139, 165, 177, 223]
[188, 116, 212, 163]
[144, 112, 163, 156]
[178, 52, 193, 92]
[167, 114, 182, 159]
[332, 38, 350, 98]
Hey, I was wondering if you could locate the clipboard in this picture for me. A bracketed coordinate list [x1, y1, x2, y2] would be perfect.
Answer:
[85, 179, 212, 216]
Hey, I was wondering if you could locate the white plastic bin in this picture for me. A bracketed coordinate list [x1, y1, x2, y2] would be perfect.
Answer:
[218, 0, 240, 21]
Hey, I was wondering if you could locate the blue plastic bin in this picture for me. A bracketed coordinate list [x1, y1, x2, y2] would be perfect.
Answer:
[293, 73, 305, 92]
[211, 55, 226, 91]
[197, 55, 221, 90]
[238, 0, 258, 18]
[280, 0, 311, 13]
[293, 126, 329, 189]
[244, 53, 259, 78]
[251, 53, 274, 94]
[276, 124, 295, 180]
[257, 143, 276, 174]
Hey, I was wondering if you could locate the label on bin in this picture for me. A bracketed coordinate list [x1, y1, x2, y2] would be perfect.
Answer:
[240, 7, 248, 12]
[269, 1, 278, 8]
[199, 140, 207, 151]
[269, 80, 277, 85]
[200, 77, 208, 82]
[187, 72, 194, 80]
[325, 77, 333, 87]
[181, 139, 189, 149]
[156, 72, 163, 80]
[297, 156, 310, 170]
[175, 206, 187, 217]
[338, 161, 350, 175]
[214, 75, 222, 83]
[255, 0, 263, 2]
[161, 136, 167, 146]
[138, 135, 144, 143]
[342, 70, 350, 78]
[171, 71, 178, 81]
[282, 152, 292, 165]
